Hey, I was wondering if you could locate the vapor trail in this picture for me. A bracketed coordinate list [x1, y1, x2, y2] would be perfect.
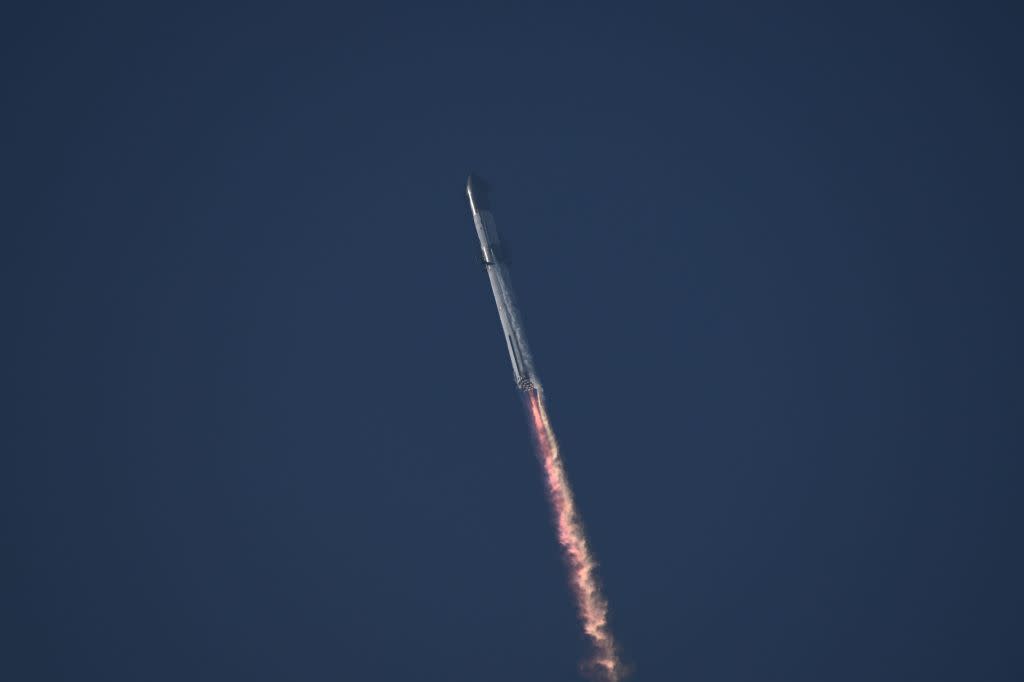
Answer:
[526, 389, 623, 682]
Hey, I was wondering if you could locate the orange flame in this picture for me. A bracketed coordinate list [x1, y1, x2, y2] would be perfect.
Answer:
[526, 390, 623, 681]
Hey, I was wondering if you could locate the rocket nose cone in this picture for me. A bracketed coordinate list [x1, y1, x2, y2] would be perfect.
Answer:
[466, 173, 491, 211]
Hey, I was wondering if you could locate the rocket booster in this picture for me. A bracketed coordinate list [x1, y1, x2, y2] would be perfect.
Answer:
[466, 175, 537, 392]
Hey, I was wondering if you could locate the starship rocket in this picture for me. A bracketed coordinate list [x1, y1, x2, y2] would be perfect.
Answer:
[466, 174, 537, 391]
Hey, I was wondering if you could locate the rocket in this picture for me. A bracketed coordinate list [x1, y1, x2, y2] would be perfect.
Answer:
[466, 174, 537, 392]
[467, 177, 624, 679]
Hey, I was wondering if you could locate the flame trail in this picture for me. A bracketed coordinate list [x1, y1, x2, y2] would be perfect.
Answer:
[525, 389, 623, 681]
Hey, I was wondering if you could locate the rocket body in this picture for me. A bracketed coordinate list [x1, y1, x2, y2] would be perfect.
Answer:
[466, 175, 537, 391]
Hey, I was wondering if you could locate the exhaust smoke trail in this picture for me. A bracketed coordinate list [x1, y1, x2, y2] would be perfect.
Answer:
[526, 389, 623, 682]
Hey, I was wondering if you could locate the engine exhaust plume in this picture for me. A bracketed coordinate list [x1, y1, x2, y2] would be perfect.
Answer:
[526, 389, 623, 682]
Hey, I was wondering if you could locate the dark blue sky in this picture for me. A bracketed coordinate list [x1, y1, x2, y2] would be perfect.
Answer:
[4, 2, 1022, 680]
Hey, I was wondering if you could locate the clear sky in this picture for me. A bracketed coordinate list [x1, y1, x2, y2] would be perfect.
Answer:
[4, 2, 1022, 680]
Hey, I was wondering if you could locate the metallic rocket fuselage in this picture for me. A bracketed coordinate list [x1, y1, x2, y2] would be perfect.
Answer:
[466, 175, 537, 391]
